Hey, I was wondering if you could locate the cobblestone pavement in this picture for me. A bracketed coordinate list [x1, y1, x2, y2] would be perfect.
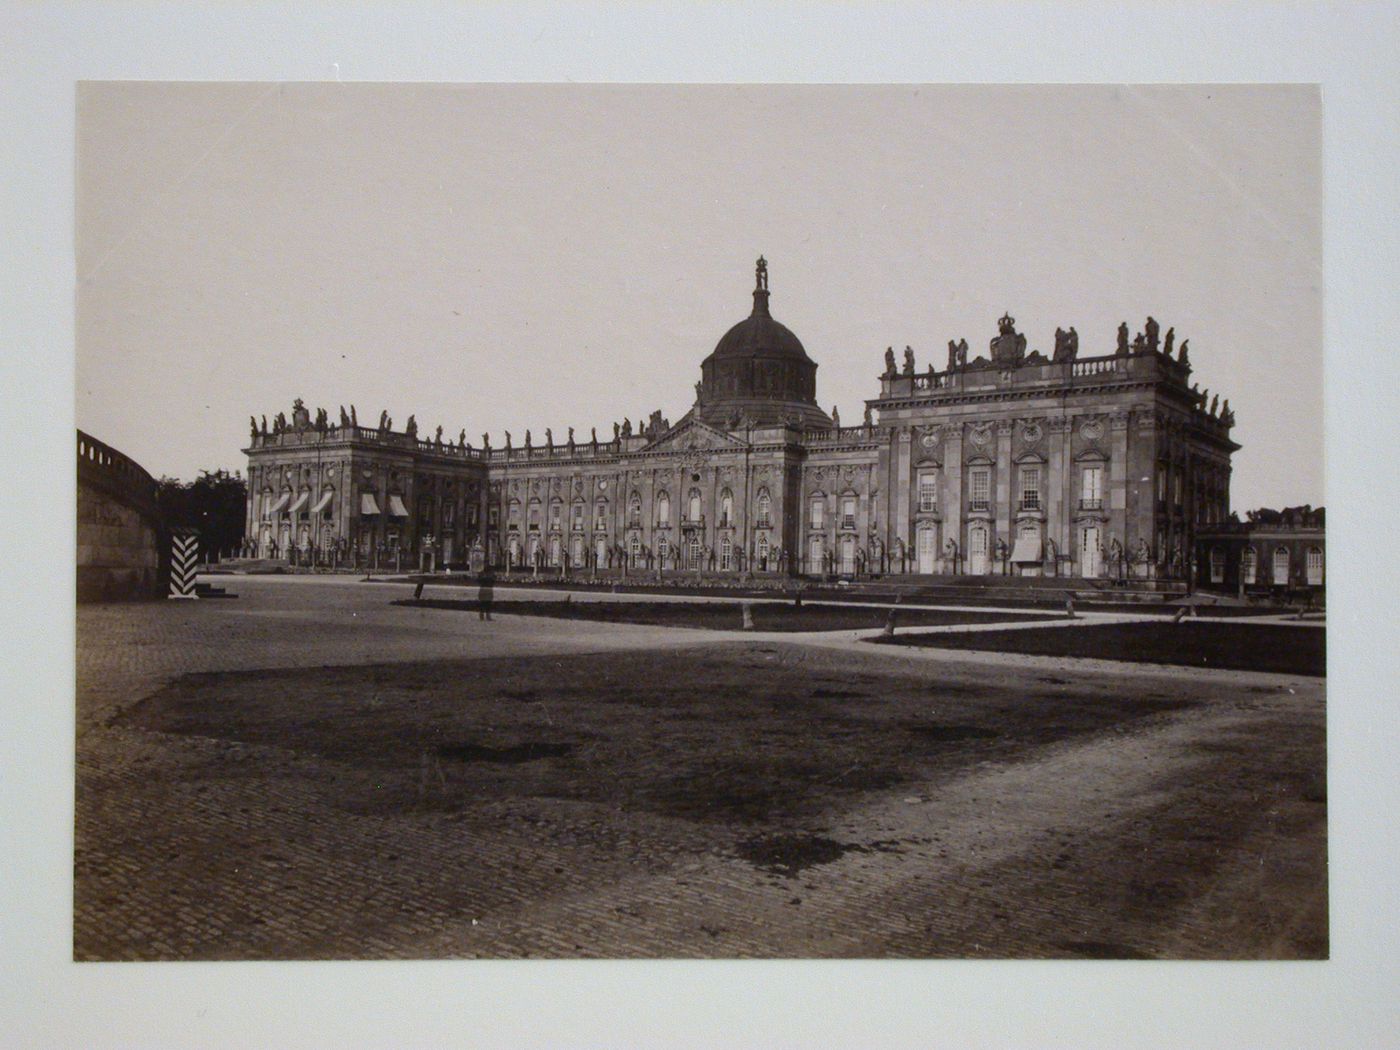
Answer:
[75, 576, 1326, 960]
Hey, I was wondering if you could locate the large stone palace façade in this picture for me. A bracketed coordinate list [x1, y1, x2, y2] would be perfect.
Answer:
[243, 259, 1238, 580]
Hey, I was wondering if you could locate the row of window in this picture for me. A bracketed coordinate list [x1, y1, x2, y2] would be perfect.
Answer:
[909, 465, 1104, 515]
[1209, 545, 1324, 585]
[507, 530, 771, 571]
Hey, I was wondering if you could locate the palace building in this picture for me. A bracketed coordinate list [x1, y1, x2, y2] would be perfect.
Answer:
[243, 259, 1238, 580]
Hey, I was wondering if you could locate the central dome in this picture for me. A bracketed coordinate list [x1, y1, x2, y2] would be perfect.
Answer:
[694, 258, 831, 430]
[709, 301, 812, 363]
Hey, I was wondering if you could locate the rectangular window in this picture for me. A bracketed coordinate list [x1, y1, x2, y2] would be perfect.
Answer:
[918, 472, 938, 512]
[969, 468, 990, 512]
[1019, 467, 1041, 511]
[1157, 466, 1167, 503]
[1242, 547, 1257, 585]
[810, 498, 825, 528]
[1173, 472, 1183, 506]
[1081, 465, 1103, 509]
[572, 504, 583, 530]
[841, 496, 857, 529]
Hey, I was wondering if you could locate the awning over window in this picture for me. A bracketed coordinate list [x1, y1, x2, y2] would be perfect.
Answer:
[311, 490, 334, 514]
[288, 491, 310, 515]
[1010, 535, 1042, 563]
[387, 494, 410, 518]
[265, 491, 290, 517]
[360, 493, 381, 516]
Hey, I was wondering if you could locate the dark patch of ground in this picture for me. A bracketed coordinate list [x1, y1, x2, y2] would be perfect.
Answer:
[873, 621, 1325, 677]
[392, 597, 1059, 632]
[118, 644, 1201, 827]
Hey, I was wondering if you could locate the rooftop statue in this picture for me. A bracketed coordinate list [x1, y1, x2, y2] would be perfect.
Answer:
[504, 430, 511, 449]
[755, 255, 768, 291]
[524, 429, 532, 449]
[902, 346, 915, 376]
[482, 432, 491, 449]
[315, 407, 327, 430]
[435, 424, 443, 444]
[863, 404, 873, 427]
[1117, 322, 1130, 355]
[591, 427, 598, 444]
[831, 406, 840, 428]
[459, 429, 466, 447]
[621, 418, 632, 437]
[613, 422, 620, 441]
[249, 415, 258, 439]
[1163, 327, 1175, 356]
[1053, 326, 1080, 362]
[884, 347, 897, 378]
[567, 426, 575, 447]
[947, 339, 959, 371]
[349, 405, 358, 428]
[339, 405, 350, 428]
[378, 410, 389, 431]
[1178, 339, 1190, 366]
[261, 415, 268, 435]
[405, 415, 418, 438]
[292, 398, 310, 428]
[957, 338, 968, 368]
[1145, 316, 1160, 353]
[989, 313, 1027, 367]
[1210, 394, 1219, 416]
[545, 427, 553, 447]
[1132, 332, 1147, 353]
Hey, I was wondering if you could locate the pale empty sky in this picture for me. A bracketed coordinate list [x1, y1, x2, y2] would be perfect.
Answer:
[77, 83, 1320, 510]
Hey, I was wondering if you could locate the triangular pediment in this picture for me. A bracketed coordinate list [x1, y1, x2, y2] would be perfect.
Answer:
[641, 416, 749, 453]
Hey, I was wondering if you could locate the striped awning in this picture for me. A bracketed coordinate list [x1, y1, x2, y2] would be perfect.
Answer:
[1010, 535, 1042, 563]
[288, 491, 310, 515]
[360, 493, 381, 516]
[310, 490, 334, 514]
[265, 491, 290, 517]
[387, 494, 410, 518]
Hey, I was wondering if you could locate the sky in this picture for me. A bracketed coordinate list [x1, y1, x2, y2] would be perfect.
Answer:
[76, 82, 1321, 510]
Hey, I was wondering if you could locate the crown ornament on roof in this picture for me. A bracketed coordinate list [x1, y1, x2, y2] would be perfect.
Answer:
[998, 312, 1016, 330]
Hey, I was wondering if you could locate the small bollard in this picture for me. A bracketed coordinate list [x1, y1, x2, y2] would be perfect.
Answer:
[413, 581, 425, 600]
[742, 601, 755, 631]
[881, 605, 898, 637]
[794, 588, 803, 609]
[1172, 606, 1189, 624]
[1065, 595, 1075, 619]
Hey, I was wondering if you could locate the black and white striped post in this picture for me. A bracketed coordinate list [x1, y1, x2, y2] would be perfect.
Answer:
[169, 529, 199, 599]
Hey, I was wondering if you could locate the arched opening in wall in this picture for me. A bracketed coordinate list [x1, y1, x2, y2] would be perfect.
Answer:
[1210, 545, 1226, 583]
[720, 534, 733, 571]
[527, 533, 541, 566]
[629, 532, 642, 568]
[755, 488, 772, 528]
[687, 488, 702, 524]
[570, 533, 584, 567]
[656, 491, 670, 527]
[720, 489, 734, 528]
[548, 534, 561, 568]
[1273, 546, 1291, 586]
[657, 534, 670, 569]
[687, 532, 702, 570]
[628, 491, 642, 528]
[1243, 546, 1257, 585]
[508, 535, 522, 567]
[1079, 525, 1102, 578]
[808, 534, 824, 574]
[595, 535, 607, 568]
[1305, 546, 1323, 586]
[916, 525, 938, 574]
[840, 534, 857, 575]
[968, 524, 989, 575]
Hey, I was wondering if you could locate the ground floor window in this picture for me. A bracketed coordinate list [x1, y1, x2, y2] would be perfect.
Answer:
[1210, 546, 1225, 583]
[720, 535, 733, 571]
[1243, 546, 1257, 584]
[757, 532, 770, 570]
[1305, 546, 1323, 585]
[1273, 546, 1290, 585]
[688, 533, 702, 570]
[657, 535, 669, 566]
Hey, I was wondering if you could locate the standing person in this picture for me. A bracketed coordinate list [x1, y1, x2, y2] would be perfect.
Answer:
[478, 568, 495, 621]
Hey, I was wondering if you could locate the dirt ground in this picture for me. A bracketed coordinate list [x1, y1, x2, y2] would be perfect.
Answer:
[81, 636, 1327, 960]
[875, 621, 1326, 676]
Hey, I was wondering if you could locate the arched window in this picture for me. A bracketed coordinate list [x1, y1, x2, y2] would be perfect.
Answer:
[1242, 546, 1257, 585]
[720, 534, 733, 571]
[720, 489, 734, 527]
[1273, 546, 1291, 585]
[657, 535, 669, 565]
[629, 532, 641, 565]
[755, 488, 772, 528]
[1210, 546, 1225, 583]
[656, 490, 670, 526]
[687, 488, 703, 523]
[1306, 546, 1324, 585]
[757, 532, 770, 568]
[628, 491, 642, 526]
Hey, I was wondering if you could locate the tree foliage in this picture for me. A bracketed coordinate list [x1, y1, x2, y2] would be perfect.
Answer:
[156, 469, 247, 558]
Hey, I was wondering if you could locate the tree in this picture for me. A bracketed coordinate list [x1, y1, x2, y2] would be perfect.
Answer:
[156, 469, 247, 559]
